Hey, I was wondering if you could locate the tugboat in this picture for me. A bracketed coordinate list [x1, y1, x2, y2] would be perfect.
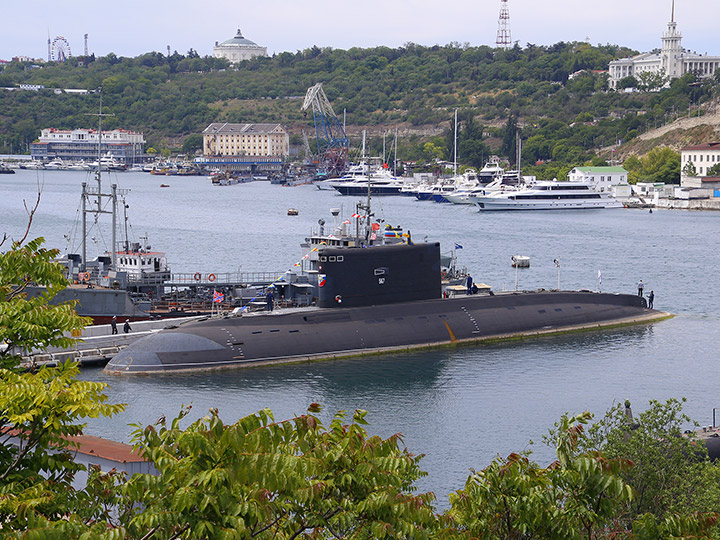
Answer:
[26, 97, 179, 324]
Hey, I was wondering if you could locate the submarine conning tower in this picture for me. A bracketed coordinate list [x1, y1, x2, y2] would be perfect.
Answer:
[317, 242, 441, 308]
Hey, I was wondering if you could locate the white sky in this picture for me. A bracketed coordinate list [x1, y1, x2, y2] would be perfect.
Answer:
[1, 0, 718, 61]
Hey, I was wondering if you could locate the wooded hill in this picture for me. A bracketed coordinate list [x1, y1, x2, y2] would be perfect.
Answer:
[1, 42, 718, 179]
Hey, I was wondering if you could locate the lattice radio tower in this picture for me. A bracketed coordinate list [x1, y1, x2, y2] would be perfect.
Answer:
[496, 0, 512, 50]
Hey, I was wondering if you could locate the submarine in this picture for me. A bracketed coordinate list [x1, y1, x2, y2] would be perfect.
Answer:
[105, 240, 670, 374]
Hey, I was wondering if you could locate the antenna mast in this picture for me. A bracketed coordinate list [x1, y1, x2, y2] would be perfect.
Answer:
[496, 0, 512, 50]
[82, 89, 122, 270]
[84, 34, 89, 56]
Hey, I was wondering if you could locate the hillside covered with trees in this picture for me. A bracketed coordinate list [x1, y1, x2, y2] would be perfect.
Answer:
[1, 42, 718, 181]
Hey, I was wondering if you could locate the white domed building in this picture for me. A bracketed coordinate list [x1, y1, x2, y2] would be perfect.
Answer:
[213, 29, 267, 63]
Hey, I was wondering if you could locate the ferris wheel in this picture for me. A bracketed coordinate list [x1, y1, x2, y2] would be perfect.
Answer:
[51, 36, 72, 62]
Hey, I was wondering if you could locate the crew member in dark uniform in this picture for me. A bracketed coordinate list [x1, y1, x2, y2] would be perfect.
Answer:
[266, 289, 274, 311]
[110, 316, 118, 335]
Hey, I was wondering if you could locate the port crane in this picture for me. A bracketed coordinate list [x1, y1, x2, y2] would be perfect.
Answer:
[301, 83, 348, 176]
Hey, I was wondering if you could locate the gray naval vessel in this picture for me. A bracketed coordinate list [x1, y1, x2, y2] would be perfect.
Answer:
[105, 240, 670, 374]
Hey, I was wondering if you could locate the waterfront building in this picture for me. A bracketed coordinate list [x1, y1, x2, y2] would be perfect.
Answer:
[30, 128, 145, 163]
[213, 29, 267, 64]
[680, 142, 720, 182]
[608, 3, 720, 90]
[202, 123, 289, 158]
[567, 166, 628, 192]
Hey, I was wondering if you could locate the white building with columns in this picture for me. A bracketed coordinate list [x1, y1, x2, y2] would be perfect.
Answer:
[608, 2, 720, 90]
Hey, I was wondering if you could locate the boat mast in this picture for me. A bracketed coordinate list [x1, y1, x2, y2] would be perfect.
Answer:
[382, 132, 386, 165]
[122, 197, 130, 253]
[515, 127, 522, 182]
[365, 130, 371, 243]
[81, 182, 87, 270]
[453, 109, 458, 177]
[81, 88, 119, 270]
[361, 129, 366, 163]
[394, 127, 398, 176]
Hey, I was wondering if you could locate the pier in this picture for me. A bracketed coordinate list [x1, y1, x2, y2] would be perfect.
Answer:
[19, 316, 205, 369]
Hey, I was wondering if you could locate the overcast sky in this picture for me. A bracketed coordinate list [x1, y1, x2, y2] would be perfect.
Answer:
[2, 0, 718, 62]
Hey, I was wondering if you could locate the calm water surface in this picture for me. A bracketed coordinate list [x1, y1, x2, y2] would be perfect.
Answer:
[1, 170, 718, 507]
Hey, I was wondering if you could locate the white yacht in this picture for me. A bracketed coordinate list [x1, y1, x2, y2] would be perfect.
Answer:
[330, 171, 406, 196]
[477, 159, 504, 184]
[448, 176, 521, 205]
[67, 160, 91, 171]
[316, 162, 369, 190]
[23, 160, 45, 170]
[89, 153, 126, 172]
[44, 158, 67, 170]
[474, 180, 622, 211]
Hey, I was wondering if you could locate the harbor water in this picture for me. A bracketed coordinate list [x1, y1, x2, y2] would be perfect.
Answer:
[1, 169, 718, 507]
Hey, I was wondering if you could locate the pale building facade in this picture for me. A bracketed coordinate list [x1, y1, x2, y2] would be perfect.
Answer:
[31, 128, 145, 162]
[608, 3, 720, 89]
[213, 29, 267, 63]
[567, 166, 628, 192]
[680, 142, 720, 183]
[202, 123, 289, 157]
[38, 128, 145, 146]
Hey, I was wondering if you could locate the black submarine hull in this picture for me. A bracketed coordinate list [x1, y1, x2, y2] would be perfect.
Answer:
[105, 290, 668, 374]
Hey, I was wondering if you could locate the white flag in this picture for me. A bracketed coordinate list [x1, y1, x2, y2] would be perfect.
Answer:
[597, 270, 603, 285]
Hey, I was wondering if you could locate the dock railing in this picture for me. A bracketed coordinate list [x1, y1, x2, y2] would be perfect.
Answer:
[165, 271, 286, 287]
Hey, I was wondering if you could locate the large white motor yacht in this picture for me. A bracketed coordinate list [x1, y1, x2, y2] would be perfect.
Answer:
[474, 180, 622, 211]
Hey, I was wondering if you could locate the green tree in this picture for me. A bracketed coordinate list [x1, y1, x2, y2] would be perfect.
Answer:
[641, 147, 681, 184]
[707, 163, 720, 176]
[582, 399, 720, 522]
[447, 412, 636, 539]
[0, 210, 89, 369]
[623, 154, 644, 183]
[617, 76, 639, 90]
[421, 140, 445, 162]
[181, 133, 204, 155]
[500, 114, 518, 165]
[637, 70, 667, 92]
[123, 404, 438, 539]
[0, 218, 125, 536]
[446, 408, 717, 539]
[683, 161, 697, 177]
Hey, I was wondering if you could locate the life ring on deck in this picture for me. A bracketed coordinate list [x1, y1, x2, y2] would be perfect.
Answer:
[193, 272, 201, 281]
[440, 270, 447, 279]
[79, 272, 90, 281]
[208, 273, 217, 282]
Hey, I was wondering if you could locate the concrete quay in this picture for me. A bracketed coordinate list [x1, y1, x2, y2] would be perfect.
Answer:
[19, 315, 205, 369]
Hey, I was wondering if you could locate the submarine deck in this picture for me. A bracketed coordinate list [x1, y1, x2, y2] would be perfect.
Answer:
[105, 290, 673, 375]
